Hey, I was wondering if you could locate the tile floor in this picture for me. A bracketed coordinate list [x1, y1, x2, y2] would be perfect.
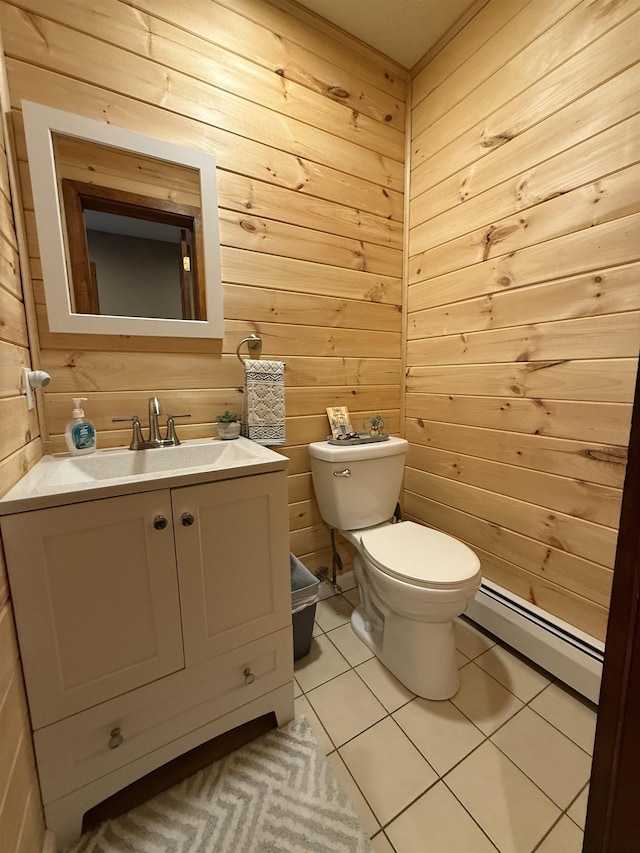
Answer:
[294, 579, 597, 853]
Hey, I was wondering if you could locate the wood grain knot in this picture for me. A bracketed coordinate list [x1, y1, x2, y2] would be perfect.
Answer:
[583, 448, 627, 465]
[480, 131, 514, 149]
[327, 86, 349, 99]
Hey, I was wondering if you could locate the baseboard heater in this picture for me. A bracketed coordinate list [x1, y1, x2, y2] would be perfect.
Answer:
[464, 580, 604, 705]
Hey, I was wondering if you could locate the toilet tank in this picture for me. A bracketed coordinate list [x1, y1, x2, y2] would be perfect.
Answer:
[308, 437, 408, 530]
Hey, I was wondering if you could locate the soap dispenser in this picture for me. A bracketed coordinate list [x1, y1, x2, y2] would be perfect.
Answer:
[65, 398, 97, 455]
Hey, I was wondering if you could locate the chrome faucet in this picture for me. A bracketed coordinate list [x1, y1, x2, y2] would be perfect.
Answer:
[148, 396, 162, 446]
[113, 396, 191, 449]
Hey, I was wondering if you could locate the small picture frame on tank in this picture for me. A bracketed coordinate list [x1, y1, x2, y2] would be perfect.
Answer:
[326, 406, 356, 440]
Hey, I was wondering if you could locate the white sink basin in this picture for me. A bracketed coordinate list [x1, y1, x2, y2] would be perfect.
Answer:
[67, 439, 262, 481]
[0, 437, 288, 513]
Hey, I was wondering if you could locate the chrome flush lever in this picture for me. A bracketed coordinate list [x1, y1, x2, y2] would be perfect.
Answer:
[333, 469, 351, 478]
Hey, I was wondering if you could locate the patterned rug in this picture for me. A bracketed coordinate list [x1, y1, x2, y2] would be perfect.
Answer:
[65, 716, 372, 852]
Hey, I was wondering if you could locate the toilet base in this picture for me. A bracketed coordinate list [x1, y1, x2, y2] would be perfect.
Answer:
[351, 605, 460, 700]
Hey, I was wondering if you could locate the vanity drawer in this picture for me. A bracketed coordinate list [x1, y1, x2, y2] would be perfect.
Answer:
[34, 626, 293, 803]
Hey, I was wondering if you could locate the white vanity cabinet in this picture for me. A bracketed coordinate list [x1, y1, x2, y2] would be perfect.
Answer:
[2, 490, 185, 728]
[0, 464, 293, 850]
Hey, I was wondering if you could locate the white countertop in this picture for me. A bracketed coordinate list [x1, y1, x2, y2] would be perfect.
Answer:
[0, 437, 289, 515]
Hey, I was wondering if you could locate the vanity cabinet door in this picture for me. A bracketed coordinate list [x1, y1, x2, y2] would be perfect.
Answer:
[1, 490, 184, 729]
[172, 472, 291, 664]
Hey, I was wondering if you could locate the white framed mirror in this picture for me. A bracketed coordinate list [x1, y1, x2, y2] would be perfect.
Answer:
[22, 100, 224, 338]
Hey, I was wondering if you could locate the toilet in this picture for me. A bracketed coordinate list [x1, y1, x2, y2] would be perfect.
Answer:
[309, 436, 482, 699]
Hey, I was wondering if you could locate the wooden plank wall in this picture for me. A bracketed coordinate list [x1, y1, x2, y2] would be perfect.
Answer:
[406, 0, 640, 641]
[0, 0, 406, 576]
[0, 34, 45, 853]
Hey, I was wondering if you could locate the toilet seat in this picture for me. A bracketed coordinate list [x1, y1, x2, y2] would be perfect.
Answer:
[360, 521, 481, 589]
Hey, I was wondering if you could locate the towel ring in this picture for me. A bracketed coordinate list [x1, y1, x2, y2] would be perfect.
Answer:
[237, 333, 262, 364]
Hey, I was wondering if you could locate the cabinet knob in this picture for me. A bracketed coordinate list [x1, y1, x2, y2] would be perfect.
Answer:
[181, 512, 195, 526]
[108, 727, 124, 749]
[153, 515, 168, 530]
[243, 667, 256, 685]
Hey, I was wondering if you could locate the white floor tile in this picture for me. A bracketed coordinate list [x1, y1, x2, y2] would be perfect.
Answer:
[327, 622, 374, 666]
[294, 633, 350, 692]
[454, 618, 495, 659]
[340, 717, 438, 826]
[446, 740, 561, 852]
[386, 781, 497, 853]
[474, 643, 551, 702]
[295, 606, 596, 853]
[370, 832, 395, 852]
[393, 696, 485, 775]
[326, 751, 380, 838]
[343, 587, 361, 607]
[315, 595, 355, 632]
[567, 784, 589, 830]
[530, 682, 597, 754]
[451, 661, 524, 735]
[491, 707, 591, 809]
[307, 670, 386, 747]
[536, 815, 584, 853]
[294, 698, 334, 755]
[355, 657, 415, 712]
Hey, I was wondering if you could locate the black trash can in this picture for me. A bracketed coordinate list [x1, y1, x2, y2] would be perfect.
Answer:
[290, 553, 320, 661]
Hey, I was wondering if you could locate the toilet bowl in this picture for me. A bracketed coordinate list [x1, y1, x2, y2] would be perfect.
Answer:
[309, 437, 481, 699]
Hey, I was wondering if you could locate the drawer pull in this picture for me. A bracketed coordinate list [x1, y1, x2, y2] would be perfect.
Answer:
[243, 668, 256, 685]
[108, 727, 124, 749]
[153, 515, 168, 530]
[181, 512, 195, 526]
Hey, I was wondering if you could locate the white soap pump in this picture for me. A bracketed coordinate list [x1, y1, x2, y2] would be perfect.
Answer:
[64, 397, 97, 456]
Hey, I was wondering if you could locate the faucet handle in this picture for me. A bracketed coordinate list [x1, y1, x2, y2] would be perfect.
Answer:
[112, 415, 145, 450]
[165, 413, 191, 446]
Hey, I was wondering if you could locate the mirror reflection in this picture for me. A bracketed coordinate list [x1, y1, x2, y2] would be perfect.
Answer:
[81, 210, 198, 319]
[54, 133, 206, 322]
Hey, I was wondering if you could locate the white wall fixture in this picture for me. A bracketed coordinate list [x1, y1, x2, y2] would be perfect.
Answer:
[23, 368, 51, 410]
[465, 580, 604, 703]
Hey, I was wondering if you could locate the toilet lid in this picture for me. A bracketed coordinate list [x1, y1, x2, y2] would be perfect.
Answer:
[360, 521, 481, 587]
